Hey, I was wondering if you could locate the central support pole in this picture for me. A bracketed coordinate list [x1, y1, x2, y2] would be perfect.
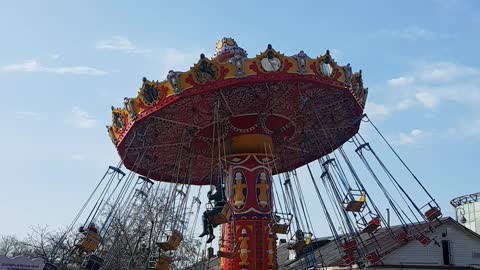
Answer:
[220, 134, 277, 270]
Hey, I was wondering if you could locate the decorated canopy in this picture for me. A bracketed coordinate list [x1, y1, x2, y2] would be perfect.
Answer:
[108, 38, 368, 185]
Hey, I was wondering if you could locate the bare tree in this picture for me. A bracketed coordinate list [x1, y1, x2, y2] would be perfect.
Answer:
[0, 184, 203, 270]
[0, 235, 29, 257]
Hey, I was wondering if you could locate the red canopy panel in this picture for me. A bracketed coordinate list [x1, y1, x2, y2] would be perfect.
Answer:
[116, 78, 363, 185]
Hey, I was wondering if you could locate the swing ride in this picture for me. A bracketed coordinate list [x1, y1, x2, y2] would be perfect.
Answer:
[44, 38, 442, 270]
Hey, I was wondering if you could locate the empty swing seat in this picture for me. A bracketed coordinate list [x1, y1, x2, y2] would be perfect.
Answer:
[158, 229, 183, 251]
[343, 239, 357, 253]
[342, 240, 357, 265]
[81, 254, 103, 270]
[218, 250, 235, 259]
[395, 232, 408, 242]
[79, 232, 100, 253]
[218, 244, 237, 259]
[342, 253, 354, 265]
[425, 207, 442, 222]
[367, 251, 380, 264]
[417, 234, 430, 246]
[270, 212, 293, 234]
[208, 203, 232, 226]
[362, 217, 381, 234]
[271, 223, 290, 234]
[207, 247, 215, 260]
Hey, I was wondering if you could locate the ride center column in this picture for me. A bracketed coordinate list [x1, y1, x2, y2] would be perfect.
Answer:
[221, 134, 277, 270]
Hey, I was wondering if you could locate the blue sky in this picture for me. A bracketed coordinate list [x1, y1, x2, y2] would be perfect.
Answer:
[0, 0, 479, 237]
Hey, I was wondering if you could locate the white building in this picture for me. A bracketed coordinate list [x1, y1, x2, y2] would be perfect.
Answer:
[187, 218, 480, 270]
[0, 255, 44, 270]
[451, 192, 480, 234]
[370, 218, 480, 269]
[283, 218, 480, 270]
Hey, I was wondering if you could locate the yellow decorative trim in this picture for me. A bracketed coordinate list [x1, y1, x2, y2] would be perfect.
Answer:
[109, 41, 365, 144]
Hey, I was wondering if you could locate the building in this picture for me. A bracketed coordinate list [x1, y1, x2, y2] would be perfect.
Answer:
[188, 218, 480, 270]
[0, 255, 43, 270]
[286, 217, 480, 270]
[451, 192, 480, 234]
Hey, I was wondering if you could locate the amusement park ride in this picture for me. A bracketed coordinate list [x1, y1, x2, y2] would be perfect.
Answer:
[44, 38, 443, 270]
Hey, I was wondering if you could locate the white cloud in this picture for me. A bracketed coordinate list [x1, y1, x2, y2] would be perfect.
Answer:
[365, 99, 415, 119]
[71, 107, 97, 129]
[381, 26, 436, 41]
[365, 102, 389, 119]
[71, 154, 86, 161]
[3, 60, 42, 72]
[53, 66, 106, 75]
[381, 61, 480, 113]
[415, 92, 438, 109]
[415, 62, 480, 82]
[380, 60, 480, 142]
[387, 76, 415, 88]
[391, 129, 430, 146]
[49, 53, 61, 60]
[395, 99, 416, 111]
[96, 36, 150, 54]
[2, 60, 106, 76]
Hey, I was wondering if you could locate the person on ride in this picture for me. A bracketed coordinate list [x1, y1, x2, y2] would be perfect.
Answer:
[293, 229, 307, 257]
[199, 185, 226, 243]
[71, 222, 99, 256]
[78, 222, 97, 236]
[87, 223, 98, 234]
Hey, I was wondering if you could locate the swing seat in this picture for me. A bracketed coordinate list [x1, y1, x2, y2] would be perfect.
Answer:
[218, 244, 238, 260]
[154, 255, 171, 270]
[343, 191, 366, 212]
[417, 234, 430, 246]
[425, 207, 442, 222]
[43, 262, 59, 270]
[395, 232, 408, 242]
[362, 217, 381, 234]
[343, 239, 357, 253]
[367, 251, 380, 264]
[269, 212, 293, 234]
[206, 247, 215, 260]
[218, 250, 235, 259]
[208, 203, 232, 226]
[81, 254, 103, 270]
[345, 200, 365, 212]
[135, 188, 148, 197]
[271, 223, 290, 234]
[342, 253, 354, 265]
[158, 229, 183, 251]
[78, 232, 100, 253]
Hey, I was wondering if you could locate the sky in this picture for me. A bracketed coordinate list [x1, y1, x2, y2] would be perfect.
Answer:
[0, 0, 480, 238]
